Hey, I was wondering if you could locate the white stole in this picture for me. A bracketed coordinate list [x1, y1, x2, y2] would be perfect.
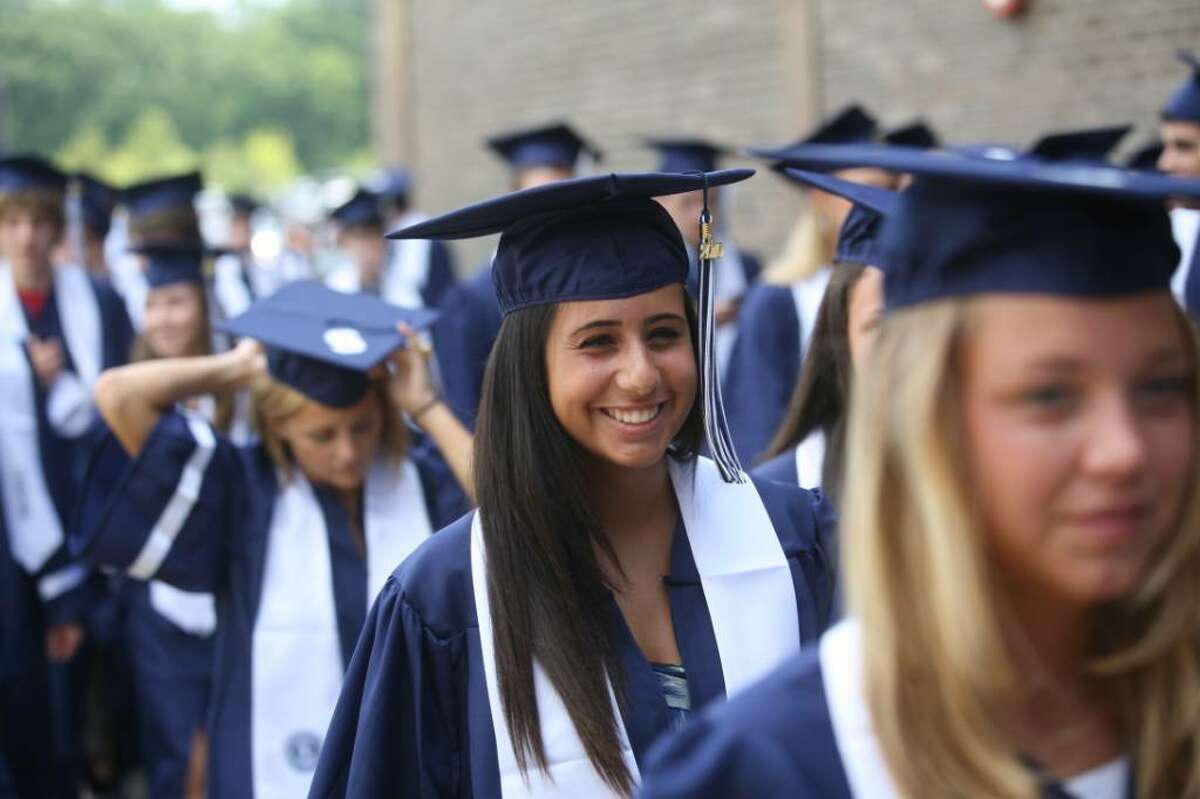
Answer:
[0, 262, 101, 573]
[790, 267, 832, 364]
[382, 210, 433, 309]
[471, 456, 801, 797]
[793, 430, 827, 490]
[251, 456, 433, 799]
[1169, 207, 1200, 306]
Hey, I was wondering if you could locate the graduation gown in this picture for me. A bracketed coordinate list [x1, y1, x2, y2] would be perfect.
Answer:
[639, 621, 1134, 799]
[307, 475, 837, 798]
[753, 433, 826, 491]
[72, 410, 467, 798]
[434, 267, 503, 429]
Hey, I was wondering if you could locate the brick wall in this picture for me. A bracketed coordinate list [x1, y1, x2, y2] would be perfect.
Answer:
[388, 0, 1200, 273]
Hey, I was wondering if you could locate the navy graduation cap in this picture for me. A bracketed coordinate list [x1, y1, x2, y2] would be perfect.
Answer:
[645, 138, 729, 174]
[1126, 140, 1164, 171]
[329, 188, 382, 228]
[486, 122, 603, 171]
[752, 142, 1200, 311]
[883, 120, 940, 149]
[372, 167, 412, 202]
[391, 168, 755, 481]
[1025, 124, 1131, 163]
[781, 169, 897, 269]
[121, 171, 202, 217]
[219, 280, 439, 408]
[792, 104, 879, 147]
[130, 241, 222, 288]
[1163, 50, 1200, 123]
[0, 155, 68, 193]
[76, 172, 118, 236]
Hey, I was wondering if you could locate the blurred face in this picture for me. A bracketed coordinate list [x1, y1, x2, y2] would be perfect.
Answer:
[846, 266, 885, 369]
[1158, 120, 1200, 179]
[0, 207, 59, 277]
[514, 165, 574, 191]
[545, 285, 697, 473]
[143, 282, 206, 358]
[338, 226, 385, 286]
[808, 167, 897, 233]
[656, 190, 719, 248]
[960, 292, 1194, 608]
[228, 215, 253, 251]
[274, 392, 382, 492]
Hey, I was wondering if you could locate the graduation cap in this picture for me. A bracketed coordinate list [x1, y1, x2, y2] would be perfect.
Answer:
[130, 241, 223, 288]
[749, 142, 1200, 311]
[1125, 140, 1164, 171]
[780, 169, 897, 269]
[372, 167, 412, 202]
[228, 193, 260, 217]
[883, 120, 940, 149]
[791, 104, 879, 147]
[75, 172, 118, 236]
[121, 171, 202, 218]
[486, 122, 603, 171]
[0, 155, 68, 194]
[1163, 50, 1200, 123]
[391, 168, 756, 481]
[645, 138, 729, 174]
[329, 188, 383, 228]
[1025, 124, 1131, 164]
[219, 280, 439, 408]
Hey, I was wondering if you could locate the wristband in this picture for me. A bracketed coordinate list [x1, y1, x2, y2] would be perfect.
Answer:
[411, 394, 442, 422]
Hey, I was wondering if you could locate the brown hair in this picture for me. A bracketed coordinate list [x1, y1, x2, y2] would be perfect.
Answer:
[128, 206, 202, 244]
[0, 188, 66, 240]
[251, 379, 409, 480]
[764, 262, 866, 503]
[131, 283, 236, 433]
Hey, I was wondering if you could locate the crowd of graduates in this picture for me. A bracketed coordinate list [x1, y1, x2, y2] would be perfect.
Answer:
[2, 47, 1200, 799]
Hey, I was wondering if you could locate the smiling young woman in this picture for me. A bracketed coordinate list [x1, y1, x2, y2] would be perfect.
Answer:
[639, 146, 1200, 799]
[308, 170, 837, 799]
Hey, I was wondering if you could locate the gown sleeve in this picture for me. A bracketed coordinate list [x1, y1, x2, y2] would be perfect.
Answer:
[307, 574, 467, 798]
[71, 409, 240, 593]
[434, 270, 502, 430]
[721, 284, 800, 465]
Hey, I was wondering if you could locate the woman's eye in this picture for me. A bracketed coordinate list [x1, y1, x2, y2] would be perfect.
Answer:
[1023, 385, 1074, 409]
[648, 327, 682, 344]
[1135, 375, 1192, 403]
[309, 431, 335, 444]
[579, 334, 615, 349]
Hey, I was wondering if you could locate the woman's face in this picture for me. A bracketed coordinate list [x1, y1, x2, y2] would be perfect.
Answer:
[960, 292, 1195, 607]
[0, 207, 58, 276]
[545, 284, 697, 473]
[274, 392, 383, 492]
[143, 282, 206, 358]
[846, 266, 885, 370]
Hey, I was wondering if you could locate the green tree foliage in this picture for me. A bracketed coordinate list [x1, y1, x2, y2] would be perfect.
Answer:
[0, 0, 369, 189]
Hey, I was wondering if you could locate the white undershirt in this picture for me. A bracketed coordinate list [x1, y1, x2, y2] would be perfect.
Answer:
[1061, 757, 1129, 799]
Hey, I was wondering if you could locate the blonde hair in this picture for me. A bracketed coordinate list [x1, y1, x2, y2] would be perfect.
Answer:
[0, 188, 65, 238]
[762, 201, 837, 286]
[251, 378, 409, 481]
[841, 299, 1200, 799]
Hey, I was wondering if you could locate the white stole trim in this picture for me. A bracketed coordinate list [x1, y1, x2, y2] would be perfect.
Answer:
[820, 619, 902, 798]
[790, 267, 832, 364]
[38, 562, 89, 601]
[471, 456, 800, 797]
[0, 262, 101, 573]
[383, 210, 433, 309]
[1170, 207, 1200, 304]
[793, 431, 827, 490]
[251, 456, 432, 799]
[128, 414, 217, 580]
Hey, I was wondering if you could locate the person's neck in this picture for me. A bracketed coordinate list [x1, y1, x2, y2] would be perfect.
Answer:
[586, 457, 677, 587]
[1003, 576, 1092, 688]
[11, 260, 52, 292]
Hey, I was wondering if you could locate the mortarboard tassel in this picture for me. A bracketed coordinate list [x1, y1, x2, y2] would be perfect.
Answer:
[695, 176, 745, 483]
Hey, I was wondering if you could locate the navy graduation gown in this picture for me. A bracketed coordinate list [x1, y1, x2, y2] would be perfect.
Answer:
[1182, 226, 1200, 319]
[753, 446, 799, 486]
[421, 240, 457, 309]
[72, 411, 466, 798]
[722, 284, 800, 465]
[307, 476, 836, 798]
[434, 267, 503, 429]
[639, 649, 1134, 799]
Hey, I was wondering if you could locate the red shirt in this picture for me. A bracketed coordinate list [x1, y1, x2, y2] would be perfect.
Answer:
[17, 287, 49, 320]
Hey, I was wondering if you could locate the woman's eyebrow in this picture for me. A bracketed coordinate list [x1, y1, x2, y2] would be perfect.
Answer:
[644, 313, 687, 325]
[570, 319, 620, 336]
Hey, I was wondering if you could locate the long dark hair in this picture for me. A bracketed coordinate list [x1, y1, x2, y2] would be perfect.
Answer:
[763, 262, 866, 504]
[473, 287, 703, 795]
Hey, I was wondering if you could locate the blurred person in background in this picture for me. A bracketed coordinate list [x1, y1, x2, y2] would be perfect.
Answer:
[1160, 51, 1200, 317]
[721, 105, 895, 465]
[0, 154, 133, 798]
[435, 121, 603, 428]
[374, 167, 457, 309]
[647, 138, 762, 375]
